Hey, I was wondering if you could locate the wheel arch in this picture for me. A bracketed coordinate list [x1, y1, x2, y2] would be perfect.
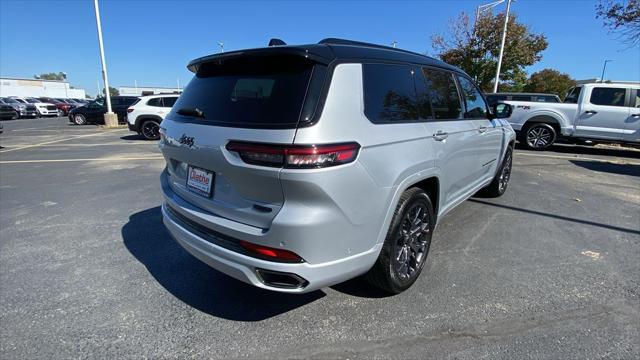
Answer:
[135, 115, 163, 129]
[524, 114, 562, 134]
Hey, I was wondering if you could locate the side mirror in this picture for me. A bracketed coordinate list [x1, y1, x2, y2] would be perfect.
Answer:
[490, 102, 512, 119]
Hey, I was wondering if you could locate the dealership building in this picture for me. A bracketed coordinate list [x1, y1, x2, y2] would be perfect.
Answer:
[118, 86, 181, 96]
[0, 77, 86, 99]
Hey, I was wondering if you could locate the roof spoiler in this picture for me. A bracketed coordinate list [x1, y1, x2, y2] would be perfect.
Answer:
[186, 46, 333, 73]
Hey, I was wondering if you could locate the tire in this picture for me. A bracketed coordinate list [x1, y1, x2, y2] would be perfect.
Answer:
[140, 120, 160, 140]
[73, 114, 87, 125]
[364, 187, 435, 294]
[480, 146, 513, 198]
[521, 123, 556, 150]
[57, 109, 64, 117]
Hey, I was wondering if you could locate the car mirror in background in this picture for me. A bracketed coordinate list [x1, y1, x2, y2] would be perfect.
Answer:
[491, 102, 512, 119]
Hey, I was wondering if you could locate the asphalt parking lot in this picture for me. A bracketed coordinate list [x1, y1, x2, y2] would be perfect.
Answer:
[1, 117, 639, 359]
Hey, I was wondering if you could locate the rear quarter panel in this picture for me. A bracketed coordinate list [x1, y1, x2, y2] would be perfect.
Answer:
[292, 63, 439, 255]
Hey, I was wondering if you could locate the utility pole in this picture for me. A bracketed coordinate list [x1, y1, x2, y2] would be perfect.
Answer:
[493, 0, 512, 93]
[93, 0, 117, 127]
[600, 60, 613, 82]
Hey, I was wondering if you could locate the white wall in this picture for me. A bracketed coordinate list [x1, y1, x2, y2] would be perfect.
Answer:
[119, 86, 181, 96]
[0, 78, 86, 98]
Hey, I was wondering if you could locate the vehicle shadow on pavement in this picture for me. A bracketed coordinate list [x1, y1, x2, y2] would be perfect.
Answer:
[470, 199, 640, 235]
[570, 160, 640, 177]
[120, 134, 144, 141]
[122, 206, 326, 321]
[516, 141, 640, 159]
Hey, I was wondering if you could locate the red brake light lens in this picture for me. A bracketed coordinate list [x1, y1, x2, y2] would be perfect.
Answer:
[239, 240, 303, 262]
[226, 142, 360, 168]
[127, 108, 134, 113]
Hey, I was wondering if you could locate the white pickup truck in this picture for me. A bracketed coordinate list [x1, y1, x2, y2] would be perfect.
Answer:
[505, 82, 640, 150]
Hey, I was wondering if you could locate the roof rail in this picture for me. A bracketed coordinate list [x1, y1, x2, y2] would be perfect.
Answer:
[318, 38, 431, 58]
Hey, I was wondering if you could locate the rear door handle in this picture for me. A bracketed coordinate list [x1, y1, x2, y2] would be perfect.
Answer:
[478, 126, 488, 133]
[433, 131, 449, 141]
[585, 110, 598, 115]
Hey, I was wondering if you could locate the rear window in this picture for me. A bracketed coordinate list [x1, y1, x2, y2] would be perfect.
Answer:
[422, 68, 462, 120]
[146, 98, 163, 107]
[162, 97, 178, 107]
[172, 55, 317, 128]
[363, 63, 419, 123]
[590, 87, 626, 107]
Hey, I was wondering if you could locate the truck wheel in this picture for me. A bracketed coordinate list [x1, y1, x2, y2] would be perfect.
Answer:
[522, 123, 556, 150]
[73, 114, 87, 125]
[364, 187, 434, 294]
[141, 120, 160, 140]
[479, 146, 513, 197]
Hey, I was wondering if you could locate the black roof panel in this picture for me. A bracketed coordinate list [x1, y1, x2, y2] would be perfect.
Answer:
[187, 38, 466, 76]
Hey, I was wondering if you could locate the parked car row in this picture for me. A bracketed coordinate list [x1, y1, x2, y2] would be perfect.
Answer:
[68, 94, 179, 140]
[0, 96, 89, 118]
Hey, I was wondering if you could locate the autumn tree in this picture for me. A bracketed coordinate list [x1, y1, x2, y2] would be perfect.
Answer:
[596, 0, 640, 45]
[103, 86, 119, 97]
[431, 12, 548, 92]
[524, 69, 576, 98]
[34, 72, 66, 81]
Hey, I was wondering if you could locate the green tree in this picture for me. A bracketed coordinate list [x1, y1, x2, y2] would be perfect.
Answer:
[431, 11, 548, 92]
[34, 72, 66, 81]
[102, 86, 119, 97]
[596, 0, 640, 45]
[524, 69, 576, 98]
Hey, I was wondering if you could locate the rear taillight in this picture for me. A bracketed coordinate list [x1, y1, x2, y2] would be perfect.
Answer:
[127, 108, 134, 113]
[226, 141, 360, 168]
[239, 240, 303, 262]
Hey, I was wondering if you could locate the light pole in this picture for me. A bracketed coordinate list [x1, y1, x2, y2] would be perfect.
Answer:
[600, 60, 613, 82]
[493, 0, 512, 93]
[474, 0, 505, 36]
[218, 42, 224, 53]
[391, 41, 397, 48]
[93, 0, 117, 127]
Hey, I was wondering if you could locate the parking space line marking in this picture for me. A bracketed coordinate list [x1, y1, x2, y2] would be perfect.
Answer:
[1, 142, 157, 147]
[514, 151, 640, 165]
[0, 129, 128, 153]
[0, 156, 164, 164]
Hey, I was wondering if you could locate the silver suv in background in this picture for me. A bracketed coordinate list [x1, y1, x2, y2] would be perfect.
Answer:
[158, 38, 516, 294]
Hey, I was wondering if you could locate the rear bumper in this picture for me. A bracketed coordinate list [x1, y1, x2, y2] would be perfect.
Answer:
[127, 121, 139, 133]
[160, 170, 381, 293]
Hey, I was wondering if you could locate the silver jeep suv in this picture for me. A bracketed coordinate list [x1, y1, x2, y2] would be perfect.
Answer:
[159, 38, 516, 294]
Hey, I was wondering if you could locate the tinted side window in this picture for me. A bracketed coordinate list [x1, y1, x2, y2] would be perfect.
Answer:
[162, 97, 178, 107]
[422, 68, 462, 120]
[511, 95, 531, 101]
[457, 76, 487, 119]
[590, 87, 626, 107]
[363, 63, 418, 123]
[147, 98, 162, 107]
[564, 87, 582, 103]
[122, 97, 138, 106]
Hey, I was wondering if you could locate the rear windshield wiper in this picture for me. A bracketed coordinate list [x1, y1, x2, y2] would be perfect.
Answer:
[177, 107, 205, 118]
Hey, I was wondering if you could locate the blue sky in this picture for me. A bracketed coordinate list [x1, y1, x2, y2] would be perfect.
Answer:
[1, 0, 638, 96]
